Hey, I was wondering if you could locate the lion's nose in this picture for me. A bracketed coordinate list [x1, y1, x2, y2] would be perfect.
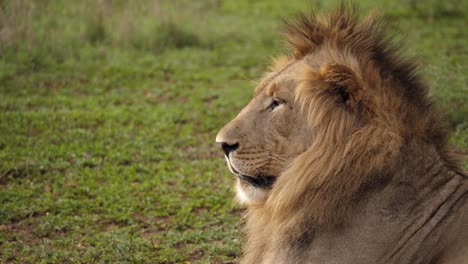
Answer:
[220, 142, 239, 156]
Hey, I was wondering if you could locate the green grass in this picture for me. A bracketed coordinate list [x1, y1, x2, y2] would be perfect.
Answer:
[0, 0, 466, 263]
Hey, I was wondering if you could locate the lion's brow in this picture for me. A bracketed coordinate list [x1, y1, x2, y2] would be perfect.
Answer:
[255, 60, 301, 96]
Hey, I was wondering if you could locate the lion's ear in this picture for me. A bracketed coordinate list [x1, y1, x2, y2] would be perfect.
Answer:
[297, 63, 365, 121]
[318, 64, 364, 109]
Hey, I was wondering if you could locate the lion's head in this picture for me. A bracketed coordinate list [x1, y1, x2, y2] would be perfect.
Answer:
[216, 3, 459, 220]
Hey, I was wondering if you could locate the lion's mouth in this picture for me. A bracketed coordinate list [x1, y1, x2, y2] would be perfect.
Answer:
[226, 159, 276, 188]
[238, 174, 276, 188]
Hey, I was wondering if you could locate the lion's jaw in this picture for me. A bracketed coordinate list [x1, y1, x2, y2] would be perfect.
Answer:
[221, 154, 271, 204]
[216, 62, 312, 205]
[235, 180, 269, 205]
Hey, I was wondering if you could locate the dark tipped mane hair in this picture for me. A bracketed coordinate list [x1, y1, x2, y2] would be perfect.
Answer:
[283, 3, 462, 172]
[285, 4, 427, 105]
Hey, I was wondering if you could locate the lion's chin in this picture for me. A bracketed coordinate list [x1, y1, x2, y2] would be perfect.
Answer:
[235, 180, 269, 205]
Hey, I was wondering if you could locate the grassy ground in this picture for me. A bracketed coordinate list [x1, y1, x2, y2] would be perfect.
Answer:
[0, 0, 466, 263]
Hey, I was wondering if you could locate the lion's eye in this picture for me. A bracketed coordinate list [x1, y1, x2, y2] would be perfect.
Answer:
[267, 99, 282, 110]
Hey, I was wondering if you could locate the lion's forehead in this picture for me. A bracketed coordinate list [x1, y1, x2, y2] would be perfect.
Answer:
[255, 59, 304, 96]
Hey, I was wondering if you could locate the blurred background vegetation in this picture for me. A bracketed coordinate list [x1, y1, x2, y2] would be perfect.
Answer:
[0, 0, 466, 263]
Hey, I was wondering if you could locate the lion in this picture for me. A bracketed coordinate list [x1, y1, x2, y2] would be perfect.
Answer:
[215, 4, 467, 264]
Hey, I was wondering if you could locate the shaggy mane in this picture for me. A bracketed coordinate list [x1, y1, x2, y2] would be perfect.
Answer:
[284, 3, 431, 111]
[281, 3, 461, 169]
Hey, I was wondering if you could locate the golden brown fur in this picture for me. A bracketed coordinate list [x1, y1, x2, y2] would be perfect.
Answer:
[216, 4, 467, 264]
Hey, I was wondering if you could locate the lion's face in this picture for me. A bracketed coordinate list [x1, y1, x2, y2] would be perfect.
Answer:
[216, 60, 312, 204]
